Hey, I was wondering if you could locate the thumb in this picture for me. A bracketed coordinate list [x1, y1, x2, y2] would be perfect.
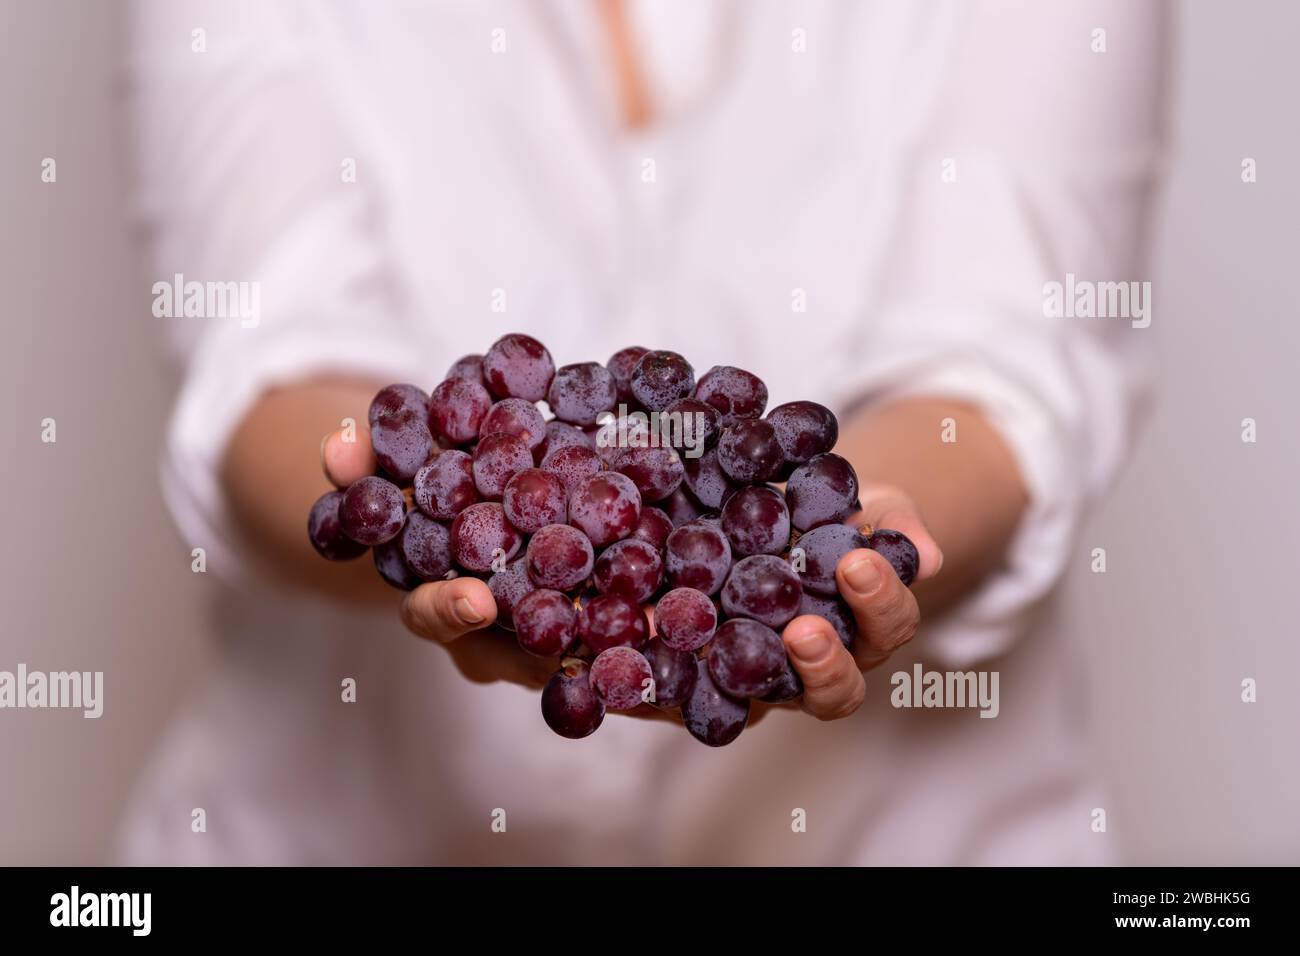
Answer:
[322, 425, 378, 489]
[400, 577, 497, 643]
[782, 614, 866, 721]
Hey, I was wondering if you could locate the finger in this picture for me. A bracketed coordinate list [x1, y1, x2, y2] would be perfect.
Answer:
[782, 614, 866, 721]
[855, 484, 942, 580]
[400, 576, 497, 644]
[322, 425, 377, 489]
[837, 548, 921, 666]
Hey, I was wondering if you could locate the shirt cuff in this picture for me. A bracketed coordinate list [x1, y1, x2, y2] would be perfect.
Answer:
[831, 342, 1088, 669]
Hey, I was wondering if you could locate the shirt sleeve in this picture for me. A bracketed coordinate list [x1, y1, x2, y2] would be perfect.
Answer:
[845, 0, 1171, 667]
[130, 1, 438, 582]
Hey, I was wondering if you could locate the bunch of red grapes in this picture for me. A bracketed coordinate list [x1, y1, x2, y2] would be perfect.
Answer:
[308, 334, 917, 747]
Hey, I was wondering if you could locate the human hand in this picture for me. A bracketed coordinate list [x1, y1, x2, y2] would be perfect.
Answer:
[778, 483, 942, 721]
[318, 422, 556, 687]
[323, 423, 678, 713]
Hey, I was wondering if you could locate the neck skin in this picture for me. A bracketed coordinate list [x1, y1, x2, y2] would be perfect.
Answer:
[594, 0, 654, 129]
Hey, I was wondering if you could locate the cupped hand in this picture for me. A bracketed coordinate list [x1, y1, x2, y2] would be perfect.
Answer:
[777, 482, 942, 721]
[401, 576, 677, 724]
[399, 576, 566, 688]
[323, 424, 679, 715]
[322, 424, 555, 688]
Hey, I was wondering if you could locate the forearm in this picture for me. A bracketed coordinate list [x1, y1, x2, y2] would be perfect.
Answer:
[221, 377, 389, 601]
[838, 397, 1029, 615]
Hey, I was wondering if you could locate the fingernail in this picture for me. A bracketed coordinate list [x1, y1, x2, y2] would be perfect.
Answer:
[843, 557, 881, 596]
[789, 629, 833, 664]
[319, 432, 331, 469]
[454, 597, 485, 626]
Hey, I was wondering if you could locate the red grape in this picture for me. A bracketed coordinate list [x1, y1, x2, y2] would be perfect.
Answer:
[720, 485, 790, 557]
[720, 554, 802, 628]
[541, 443, 603, 494]
[450, 502, 521, 572]
[590, 646, 653, 710]
[400, 511, 453, 581]
[536, 420, 592, 463]
[681, 658, 749, 747]
[568, 471, 641, 547]
[693, 365, 768, 425]
[664, 520, 732, 595]
[707, 617, 787, 698]
[798, 591, 857, 649]
[642, 639, 698, 708]
[373, 537, 422, 591]
[760, 661, 804, 703]
[589, 413, 653, 467]
[662, 487, 709, 527]
[867, 529, 920, 586]
[445, 354, 486, 384]
[488, 557, 535, 630]
[370, 409, 435, 483]
[339, 476, 406, 546]
[428, 377, 491, 446]
[630, 506, 673, 550]
[308, 490, 367, 561]
[662, 396, 722, 453]
[653, 586, 716, 651]
[593, 538, 664, 603]
[614, 445, 684, 502]
[793, 523, 868, 596]
[716, 419, 783, 483]
[548, 362, 617, 426]
[526, 523, 595, 591]
[577, 593, 649, 653]
[541, 659, 605, 739]
[502, 467, 567, 532]
[767, 400, 838, 465]
[369, 383, 430, 427]
[606, 346, 649, 405]
[483, 333, 555, 402]
[514, 589, 578, 657]
[630, 350, 695, 411]
[785, 452, 859, 531]
[479, 398, 546, 450]
[472, 433, 534, 500]
[413, 450, 478, 520]
[681, 447, 738, 510]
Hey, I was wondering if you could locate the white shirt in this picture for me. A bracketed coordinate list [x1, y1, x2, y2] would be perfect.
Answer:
[120, 0, 1166, 864]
